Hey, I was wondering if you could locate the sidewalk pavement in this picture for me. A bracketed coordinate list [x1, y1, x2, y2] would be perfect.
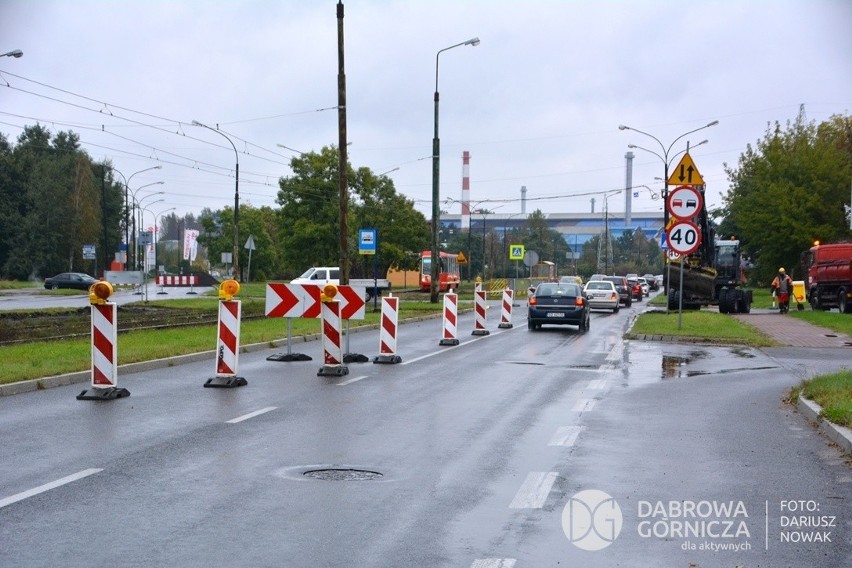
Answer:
[731, 308, 852, 348]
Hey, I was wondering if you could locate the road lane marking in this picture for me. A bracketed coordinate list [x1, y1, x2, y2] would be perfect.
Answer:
[572, 398, 596, 412]
[548, 425, 585, 447]
[471, 560, 516, 568]
[0, 468, 103, 509]
[401, 326, 520, 366]
[226, 406, 277, 424]
[509, 471, 558, 509]
[337, 375, 369, 386]
[586, 379, 607, 390]
[605, 341, 624, 363]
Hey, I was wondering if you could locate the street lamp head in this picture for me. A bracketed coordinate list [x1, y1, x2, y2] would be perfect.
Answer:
[465, 37, 480, 46]
[2, 50, 23, 58]
[618, 125, 629, 131]
[706, 120, 719, 127]
[191, 120, 203, 127]
[627, 144, 637, 148]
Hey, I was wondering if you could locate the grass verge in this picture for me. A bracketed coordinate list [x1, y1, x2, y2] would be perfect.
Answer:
[791, 371, 852, 428]
[0, 299, 443, 385]
[627, 309, 778, 347]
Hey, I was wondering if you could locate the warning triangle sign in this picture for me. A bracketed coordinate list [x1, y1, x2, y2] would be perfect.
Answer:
[667, 153, 705, 186]
[457, 251, 468, 264]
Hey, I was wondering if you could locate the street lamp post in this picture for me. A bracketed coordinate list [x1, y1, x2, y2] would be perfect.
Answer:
[111, 166, 163, 267]
[129, 182, 165, 269]
[136, 193, 164, 271]
[192, 120, 240, 281]
[619, 120, 718, 317]
[431, 37, 480, 303]
[150, 207, 176, 277]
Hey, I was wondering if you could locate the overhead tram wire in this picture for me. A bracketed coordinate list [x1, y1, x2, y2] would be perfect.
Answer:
[0, 69, 317, 169]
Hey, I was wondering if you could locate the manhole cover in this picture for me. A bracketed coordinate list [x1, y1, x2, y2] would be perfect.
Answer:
[303, 468, 383, 481]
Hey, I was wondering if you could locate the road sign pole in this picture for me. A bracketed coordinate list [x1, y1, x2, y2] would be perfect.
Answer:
[678, 260, 684, 330]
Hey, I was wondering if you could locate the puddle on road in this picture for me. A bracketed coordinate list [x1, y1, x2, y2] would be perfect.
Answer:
[624, 343, 777, 383]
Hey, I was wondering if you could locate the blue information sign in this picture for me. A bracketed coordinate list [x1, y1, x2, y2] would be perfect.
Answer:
[359, 228, 377, 255]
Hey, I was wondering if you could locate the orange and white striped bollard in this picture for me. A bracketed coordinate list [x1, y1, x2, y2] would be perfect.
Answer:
[77, 281, 130, 400]
[498, 288, 514, 328]
[373, 294, 401, 364]
[472, 289, 490, 336]
[205, 280, 247, 388]
[439, 291, 460, 346]
[318, 284, 349, 376]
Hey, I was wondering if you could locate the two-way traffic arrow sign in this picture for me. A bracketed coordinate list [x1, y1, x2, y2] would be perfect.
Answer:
[667, 152, 705, 186]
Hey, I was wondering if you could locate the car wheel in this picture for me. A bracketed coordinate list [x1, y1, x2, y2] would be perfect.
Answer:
[613, 304, 619, 313]
[51, 284, 59, 290]
[581, 314, 590, 332]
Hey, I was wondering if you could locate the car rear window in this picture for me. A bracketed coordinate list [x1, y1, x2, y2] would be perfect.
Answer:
[586, 282, 612, 290]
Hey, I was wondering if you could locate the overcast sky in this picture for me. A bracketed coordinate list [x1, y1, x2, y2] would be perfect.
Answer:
[1, 0, 850, 228]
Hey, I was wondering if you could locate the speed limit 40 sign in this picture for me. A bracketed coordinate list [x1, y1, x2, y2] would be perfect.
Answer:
[666, 221, 702, 255]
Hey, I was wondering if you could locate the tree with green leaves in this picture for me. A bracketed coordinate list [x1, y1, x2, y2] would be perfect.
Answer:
[276, 146, 429, 279]
[0, 125, 124, 280]
[720, 113, 852, 284]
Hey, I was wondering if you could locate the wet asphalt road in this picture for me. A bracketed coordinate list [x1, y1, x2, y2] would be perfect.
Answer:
[0, 296, 850, 567]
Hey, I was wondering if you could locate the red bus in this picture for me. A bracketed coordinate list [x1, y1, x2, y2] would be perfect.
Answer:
[420, 251, 461, 292]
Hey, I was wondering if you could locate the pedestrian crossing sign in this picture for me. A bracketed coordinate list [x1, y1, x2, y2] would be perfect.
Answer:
[509, 244, 525, 260]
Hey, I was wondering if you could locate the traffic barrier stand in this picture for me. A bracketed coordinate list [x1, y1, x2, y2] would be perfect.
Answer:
[472, 289, 490, 336]
[267, 318, 312, 362]
[373, 294, 401, 364]
[318, 285, 349, 376]
[498, 288, 514, 329]
[205, 281, 247, 388]
[77, 281, 130, 400]
[439, 292, 460, 346]
[343, 319, 369, 363]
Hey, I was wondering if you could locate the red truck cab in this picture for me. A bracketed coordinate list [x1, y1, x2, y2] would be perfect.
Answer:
[804, 242, 852, 313]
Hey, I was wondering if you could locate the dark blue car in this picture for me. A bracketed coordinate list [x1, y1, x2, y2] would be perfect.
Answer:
[527, 282, 590, 332]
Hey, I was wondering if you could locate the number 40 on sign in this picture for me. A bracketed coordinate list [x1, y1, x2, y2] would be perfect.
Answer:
[666, 221, 702, 255]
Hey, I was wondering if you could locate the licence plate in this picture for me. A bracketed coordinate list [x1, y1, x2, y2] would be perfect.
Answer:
[547, 312, 565, 318]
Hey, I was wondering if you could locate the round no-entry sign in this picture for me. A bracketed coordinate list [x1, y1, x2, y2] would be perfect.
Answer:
[667, 185, 703, 219]
[666, 221, 702, 255]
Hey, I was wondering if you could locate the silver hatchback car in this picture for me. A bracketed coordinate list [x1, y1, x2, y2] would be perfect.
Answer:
[583, 280, 620, 313]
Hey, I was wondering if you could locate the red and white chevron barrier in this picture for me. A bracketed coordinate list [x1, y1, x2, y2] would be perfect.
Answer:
[77, 302, 130, 400]
[156, 275, 198, 286]
[498, 288, 514, 329]
[373, 295, 401, 364]
[439, 291, 460, 346]
[318, 299, 348, 376]
[204, 299, 247, 388]
[472, 289, 490, 336]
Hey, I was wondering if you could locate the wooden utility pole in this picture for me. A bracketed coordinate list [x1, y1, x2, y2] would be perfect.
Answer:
[337, 1, 349, 285]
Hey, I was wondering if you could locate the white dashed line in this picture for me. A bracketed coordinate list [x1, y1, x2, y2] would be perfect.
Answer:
[226, 406, 277, 424]
[548, 425, 585, 447]
[509, 471, 558, 509]
[586, 378, 607, 390]
[337, 375, 369, 386]
[0, 468, 103, 509]
[471, 559, 517, 568]
[572, 398, 596, 412]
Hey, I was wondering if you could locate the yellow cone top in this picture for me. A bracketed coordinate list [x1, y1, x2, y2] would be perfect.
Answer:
[219, 279, 240, 301]
[321, 283, 338, 302]
[88, 280, 113, 305]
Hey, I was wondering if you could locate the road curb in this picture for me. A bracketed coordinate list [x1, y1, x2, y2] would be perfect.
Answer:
[797, 396, 852, 454]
